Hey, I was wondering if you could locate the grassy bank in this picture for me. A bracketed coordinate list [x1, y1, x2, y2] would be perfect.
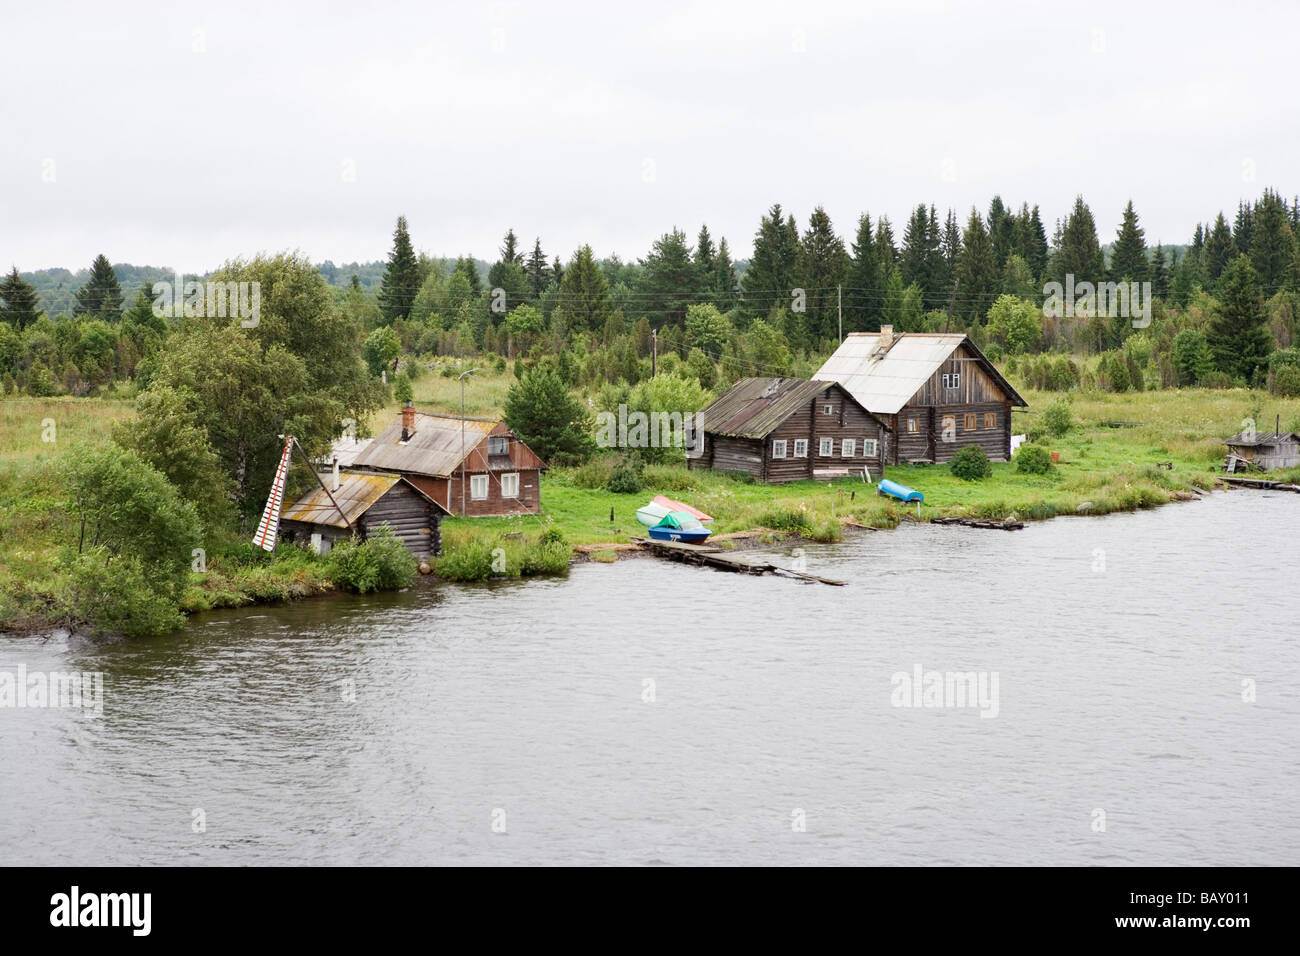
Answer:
[4, 386, 1299, 630]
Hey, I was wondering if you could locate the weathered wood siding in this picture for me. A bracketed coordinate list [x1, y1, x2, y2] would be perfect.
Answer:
[406, 468, 541, 517]
[911, 343, 1010, 406]
[356, 481, 442, 557]
[706, 435, 765, 480]
[766, 401, 815, 482]
[809, 385, 885, 476]
[889, 346, 1015, 462]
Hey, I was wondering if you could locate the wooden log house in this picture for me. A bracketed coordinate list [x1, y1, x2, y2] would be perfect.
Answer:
[280, 468, 447, 558]
[689, 378, 889, 483]
[815, 326, 1028, 463]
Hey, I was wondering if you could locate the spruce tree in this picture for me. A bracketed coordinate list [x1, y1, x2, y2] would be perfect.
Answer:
[713, 238, 738, 312]
[1233, 201, 1254, 253]
[900, 205, 932, 294]
[1023, 204, 1049, 280]
[742, 204, 801, 316]
[1249, 189, 1297, 294]
[1053, 196, 1106, 285]
[74, 254, 123, 320]
[874, 217, 898, 269]
[1203, 213, 1236, 283]
[552, 245, 610, 334]
[378, 216, 420, 323]
[941, 209, 962, 297]
[796, 206, 850, 343]
[1208, 255, 1271, 382]
[848, 213, 882, 332]
[1109, 200, 1149, 283]
[638, 227, 699, 327]
[500, 229, 522, 265]
[956, 209, 998, 323]
[0, 267, 42, 331]
[527, 239, 550, 296]
[1150, 244, 1170, 299]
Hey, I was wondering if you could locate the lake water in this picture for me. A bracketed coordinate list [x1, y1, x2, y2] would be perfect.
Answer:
[2, 490, 1298, 866]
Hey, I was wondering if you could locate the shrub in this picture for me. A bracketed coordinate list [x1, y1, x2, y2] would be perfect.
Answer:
[1041, 398, 1072, 437]
[1272, 364, 1300, 398]
[392, 371, 413, 404]
[434, 539, 497, 581]
[950, 444, 992, 481]
[60, 550, 185, 636]
[640, 464, 698, 491]
[755, 507, 815, 535]
[1015, 443, 1054, 475]
[520, 537, 571, 575]
[326, 525, 418, 593]
[570, 458, 614, 489]
[606, 456, 644, 494]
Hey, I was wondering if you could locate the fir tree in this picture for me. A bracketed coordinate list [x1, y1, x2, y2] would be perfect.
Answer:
[499, 229, 523, 265]
[0, 267, 42, 331]
[378, 216, 420, 324]
[1150, 244, 1170, 299]
[848, 213, 882, 332]
[638, 227, 699, 327]
[874, 217, 898, 269]
[1052, 196, 1106, 285]
[713, 238, 738, 312]
[1233, 201, 1255, 254]
[1249, 189, 1297, 294]
[527, 239, 550, 296]
[74, 254, 123, 321]
[1109, 200, 1149, 283]
[796, 206, 850, 342]
[1203, 213, 1236, 283]
[743, 204, 801, 316]
[1208, 255, 1271, 382]
[552, 245, 610, 333]
[1023, 204, 1049, 280]
[956, 209, 998, 323]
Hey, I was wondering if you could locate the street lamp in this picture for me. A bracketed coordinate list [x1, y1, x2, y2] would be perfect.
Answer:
[459, 367, 480, 515]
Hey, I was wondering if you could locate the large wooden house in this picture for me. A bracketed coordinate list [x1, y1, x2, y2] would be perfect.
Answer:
[689, 378, 888, 483]
[280, 469, 447, 558]
[815, 327, 1027, 463]
[351, 403, 546, 516]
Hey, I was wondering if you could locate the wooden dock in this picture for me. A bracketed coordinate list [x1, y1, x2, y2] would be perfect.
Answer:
[629, 537, 847, 586]
[1219, 475, 1300, 493]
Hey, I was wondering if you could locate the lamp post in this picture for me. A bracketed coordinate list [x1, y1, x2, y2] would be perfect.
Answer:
[459, 367, 480, 515]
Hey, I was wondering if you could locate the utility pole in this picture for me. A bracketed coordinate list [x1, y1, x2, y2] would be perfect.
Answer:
[837, 284, 843, 342]
[651, 328, 658, 376]
[458, 367, 479, 515]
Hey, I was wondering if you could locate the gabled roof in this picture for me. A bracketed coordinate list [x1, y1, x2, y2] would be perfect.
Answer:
[698, 378, 875, 438]
[814, 332, 1027, 414]
[1225, 430, 1300, 447]
[352, 413, 498, 477]
[281, 472, 445, 529]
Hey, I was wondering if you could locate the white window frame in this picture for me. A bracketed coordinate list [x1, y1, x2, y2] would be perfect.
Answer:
[907, 418, 918, 433]
[862, 438, 878, 458]
[942, 372, 961, 390]
[469, 474, 489, 500]
[771, 439, 787, 459]
[501, 472, 519, 498]
[819, 437, 834, 456]
[823, 404, 835, 415]
[841, 438, 856, 457]
[792, 439, 808, 458]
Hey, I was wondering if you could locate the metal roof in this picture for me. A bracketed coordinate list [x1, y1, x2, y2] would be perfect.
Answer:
[697, 378, 839, 438]
[1224, 431, 1300, 447]
[352, 412, 497, 477]
[814, 332, 1027, 414]
[281, 472, 404, 529]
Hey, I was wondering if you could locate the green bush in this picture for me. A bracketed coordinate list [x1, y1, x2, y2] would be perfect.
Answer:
[640, 464, 698, 491]
[520, 537, 571, 575]
[755, 507, 815, 535]
[950, 445, 992, 481]
[606, 456, 644, 494]
[1041, 398, 1072, 437]
[326, 525, 418, 593]
[434, 539, 497, 581]
[1015, 443, 1054, 475]
[60, 550, 185, 636]
[570, 458, 613, 490]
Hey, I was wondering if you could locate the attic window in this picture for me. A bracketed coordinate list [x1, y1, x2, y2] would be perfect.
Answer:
[488, 436, 509, 456]
[942, 372, 961, 390]
[823, 404, 835, 415]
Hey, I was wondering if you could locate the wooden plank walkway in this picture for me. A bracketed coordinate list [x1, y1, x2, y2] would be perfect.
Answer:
[931, 516, 1025, 531]
[629, 537, 847, 586]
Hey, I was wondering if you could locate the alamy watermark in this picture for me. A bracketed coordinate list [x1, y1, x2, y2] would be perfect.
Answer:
[1, 665, 103, 717]
[1043, 275, 1150, 328]
[890, 664, 1000, 718]
[595, 405, 705, 459]
[152, 272, 261, 328]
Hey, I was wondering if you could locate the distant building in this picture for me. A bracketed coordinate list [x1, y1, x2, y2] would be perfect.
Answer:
[690, 378, 888, 483]
[1223, 429, 1300, 472]
[815, 327, 1028, 463]
[350, 402, 545, 516]
[280, 469, 447, 558]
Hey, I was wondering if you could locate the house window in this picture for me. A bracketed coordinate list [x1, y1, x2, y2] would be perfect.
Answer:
[841, 438, 856, 457]
[941, 372, 961, 390]
[824, 404, 835, 415]
[862, 438, 878, 457]
[819, 437, 834, 456]
[470, 474, 488, 500]
[501, 473, 519, 498]
[488, 436, 509, 456]
[793, 439, 808, 458]
[906, 418, 918, 433]
[941, 415, 956, 436]
[771, 439, 787, 459]
[984, 412, 996, 429]
[964, 413, 978, 430]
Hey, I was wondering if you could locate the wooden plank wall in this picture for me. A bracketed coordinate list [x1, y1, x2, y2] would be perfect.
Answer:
[357, 482, 442, 557]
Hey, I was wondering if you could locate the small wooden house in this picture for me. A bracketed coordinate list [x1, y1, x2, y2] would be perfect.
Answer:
[815, 326, 1028, 463]
[689, 378, 888, 483]
[351, 403, 546, 516]
[280, 470, 447, 558]
[1223, 429, 1300, 472]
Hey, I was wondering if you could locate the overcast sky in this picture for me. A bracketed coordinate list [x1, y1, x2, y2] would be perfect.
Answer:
[3, 0, 1297, 274]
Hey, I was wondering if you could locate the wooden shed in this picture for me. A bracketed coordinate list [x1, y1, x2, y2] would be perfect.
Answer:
[815, 326, 1027, 463]
[1223, 429, 1300, 472]
[351, 403, 545, 516]
[689, 378, 888, 483]
[280, 470, 447, 558]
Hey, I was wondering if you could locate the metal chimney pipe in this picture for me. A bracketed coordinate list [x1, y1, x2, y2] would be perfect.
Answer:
[332, 456, 340, 492]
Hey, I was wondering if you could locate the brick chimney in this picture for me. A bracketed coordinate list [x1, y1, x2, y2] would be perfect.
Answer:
[401, 400, 415, 441]
[878, 325, 895, 351]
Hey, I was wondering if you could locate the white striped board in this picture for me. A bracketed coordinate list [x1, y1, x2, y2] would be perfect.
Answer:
[253, 438, 294, 551]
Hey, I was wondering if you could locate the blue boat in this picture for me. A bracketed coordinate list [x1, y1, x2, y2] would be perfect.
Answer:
[877, 478, 924, 502]
[647, 510, 714, 543]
